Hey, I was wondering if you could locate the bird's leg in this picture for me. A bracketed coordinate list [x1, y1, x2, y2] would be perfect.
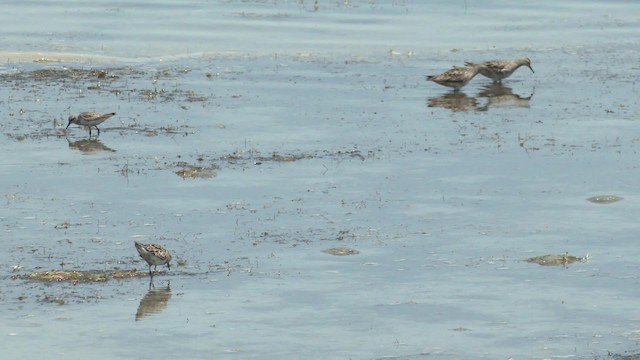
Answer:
[96, 126, 100, 136]
[148, 264, 153, 277]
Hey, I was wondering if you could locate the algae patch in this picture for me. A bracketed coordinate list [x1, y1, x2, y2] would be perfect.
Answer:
[13, 269, 149, 283]
[586, 195, 623, 204]
[526, 253, 588, 267]
[322, 247, 360, 256]
[175, 164, 217, 179]
[24, 270, 107, 282]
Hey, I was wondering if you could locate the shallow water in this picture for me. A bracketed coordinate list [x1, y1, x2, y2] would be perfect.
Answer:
[2, 1, 640, 359]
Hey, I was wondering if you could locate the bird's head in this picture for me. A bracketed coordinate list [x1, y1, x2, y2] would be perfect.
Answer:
[521, 57, 534, 73]
[66, 115, 78, 129]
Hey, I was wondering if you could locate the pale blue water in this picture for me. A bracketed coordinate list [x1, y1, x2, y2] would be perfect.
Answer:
[2, 1, 639, 59]
[2, 1, 640, 359]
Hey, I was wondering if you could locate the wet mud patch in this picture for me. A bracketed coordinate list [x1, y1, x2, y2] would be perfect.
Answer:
[36, 290, 105, 305]
[0, 67, 132, 85]
[138, 87, 209, 104]
[246, 226, 381, 247]
[600, 351, 640, 360]
[217, 148, 373, 168]
[249, 229, 317, 246]
[1, 65, 211, 139]
[5, 124, 194, 142]
[0, 66, 208, 94]
[113, 147, 375, 181]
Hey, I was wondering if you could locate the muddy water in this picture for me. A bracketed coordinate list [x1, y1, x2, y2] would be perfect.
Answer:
[2, 1, 640, 359]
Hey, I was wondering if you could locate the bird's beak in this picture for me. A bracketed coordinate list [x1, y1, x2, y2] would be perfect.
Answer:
[527, 65, 535, 74]
[66, 119, 72, 129]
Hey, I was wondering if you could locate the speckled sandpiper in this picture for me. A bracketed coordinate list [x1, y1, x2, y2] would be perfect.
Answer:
[426, 64, 484, 91]
[134, 241, 172, 278]
[66, 112, 116, 136]
[464, 57, 534, 83]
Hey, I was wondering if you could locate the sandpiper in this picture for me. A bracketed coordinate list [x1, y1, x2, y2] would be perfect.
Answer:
[66, 112, 116, 137]
[426, 64, 484, 91]
[134, 241, 172, 277]
[464, 57, 534, 83]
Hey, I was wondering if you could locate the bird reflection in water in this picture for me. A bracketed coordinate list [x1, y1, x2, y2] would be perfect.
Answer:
[427, 84, 533, 112]
[135, 280, 172, 321]
[66, 138, 116, 154]
[475, 83, 533, 111]
[427, 91, 479, 112]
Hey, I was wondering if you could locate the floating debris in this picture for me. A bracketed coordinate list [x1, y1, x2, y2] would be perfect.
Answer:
[587, 195, 623, 204]
[41, 295, 66, 305]
[322, 247, 360, 256]
[606, 351, 640, 360]
[33, 58, 62, 63]
[54, 221, 77, 229]
[451, 327, 470, 332]
[526, 253, 588, 267]
[175, 165, 217, 179]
